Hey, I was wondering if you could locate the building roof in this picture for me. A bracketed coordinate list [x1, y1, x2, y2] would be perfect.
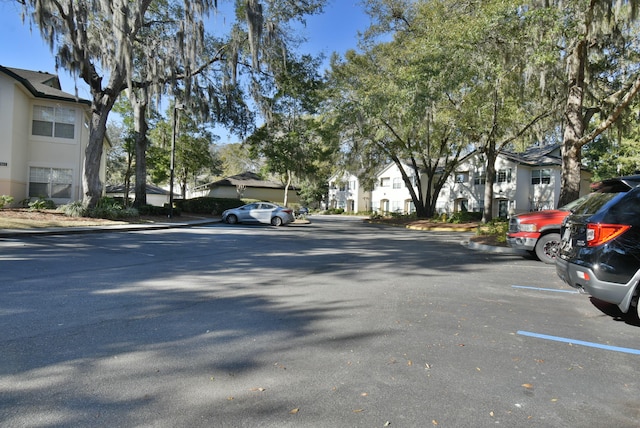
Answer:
[499, 144, 562, 167]
[106, 184, 177, 196]
[0, 65, 90, 105]
[207, 171, 296, 190]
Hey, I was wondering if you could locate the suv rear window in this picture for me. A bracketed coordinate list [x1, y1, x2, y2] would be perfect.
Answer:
[569, 193, 621, 216]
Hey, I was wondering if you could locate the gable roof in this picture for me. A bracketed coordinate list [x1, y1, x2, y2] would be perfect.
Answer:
[499, 144, 562, 167]
[0, 65, 90, 105]
[106, 183, 177, 196]
[207, 171, 296, 190]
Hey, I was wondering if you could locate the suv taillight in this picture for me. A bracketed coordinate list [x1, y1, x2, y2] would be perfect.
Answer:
[586, 223, 631, 247]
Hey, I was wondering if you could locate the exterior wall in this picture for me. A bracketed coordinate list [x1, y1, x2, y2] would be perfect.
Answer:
[208, 186, 300, 205]
[0, 73, 91, 207]
[370, 163, 417, 214]
[436, 155, 486, 215]
[328, 173, 371, 213]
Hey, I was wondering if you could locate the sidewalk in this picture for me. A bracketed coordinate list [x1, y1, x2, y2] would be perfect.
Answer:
[0, 217, 221, 238]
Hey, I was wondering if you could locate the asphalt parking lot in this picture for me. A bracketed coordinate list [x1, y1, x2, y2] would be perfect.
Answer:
[1, 216, 639, 427]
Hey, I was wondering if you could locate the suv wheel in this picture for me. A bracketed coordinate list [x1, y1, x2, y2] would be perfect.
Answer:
[535, 233, 561, 264]
[625, 288, 640, 325]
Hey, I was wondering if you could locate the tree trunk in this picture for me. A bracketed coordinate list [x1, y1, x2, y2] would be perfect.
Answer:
[132, 89, 149, 208]
[83, 95, 116, 208]
[482, 144, 497, 223]
[559, 39, 587, 207]
[283, 171, 291, 207]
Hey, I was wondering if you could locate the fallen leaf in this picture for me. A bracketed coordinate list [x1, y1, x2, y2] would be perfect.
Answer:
[361, 392, 368, 397]
[289, 408, 299, 414]
[353, 409, 364, 413]
[521, 383, 533, 389]
[476, 367, 481, 372]
[489, 411, 494, 417]
[250, 387, 266, 392]
[432, 420, 438, 425]
[407, 360, 413, 366]
[227, 396, 234, 401]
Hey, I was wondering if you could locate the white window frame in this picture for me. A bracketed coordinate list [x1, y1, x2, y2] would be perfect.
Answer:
[531, 169, 551, 185]
[32, 105, 76, 140]
[29, 167, 73, 200]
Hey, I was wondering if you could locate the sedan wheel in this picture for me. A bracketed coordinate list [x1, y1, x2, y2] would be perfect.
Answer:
[226, 214, 238, 224]
[271, 216, 283, 226]
[535, 233, 560, 264]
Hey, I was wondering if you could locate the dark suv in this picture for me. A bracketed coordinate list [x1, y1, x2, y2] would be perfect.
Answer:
[556, 175, 640, 322]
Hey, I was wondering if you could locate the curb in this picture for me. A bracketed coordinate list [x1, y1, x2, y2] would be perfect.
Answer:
[465, 240, 529, 255]
[0, 218, 221, 238]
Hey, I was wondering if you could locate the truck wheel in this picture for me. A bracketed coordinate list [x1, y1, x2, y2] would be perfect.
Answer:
[534, 233, 560, 264]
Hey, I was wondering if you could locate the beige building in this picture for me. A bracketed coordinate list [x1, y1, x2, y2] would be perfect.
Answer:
[0, 66, 107, 207]
[197, 171, 300, 205]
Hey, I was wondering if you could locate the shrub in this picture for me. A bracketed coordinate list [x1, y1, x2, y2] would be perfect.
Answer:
[475, 219, 508, 243]
[57, 201, 87, 217]
[139, 204, 174, 216]
[0, 195, 14, 209]
[89, 197, 138, 220]
[28, 198, 56, 211]
[448, 211, 482, 224]
[178, 197, 244, 215]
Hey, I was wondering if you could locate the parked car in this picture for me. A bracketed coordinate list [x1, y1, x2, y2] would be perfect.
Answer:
[556, 175, 640, 322]
[507, 194, 591, 264]
[222, 202, 294, 226]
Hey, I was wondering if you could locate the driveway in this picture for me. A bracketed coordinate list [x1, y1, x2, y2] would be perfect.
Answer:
[1, 216, 639, 427]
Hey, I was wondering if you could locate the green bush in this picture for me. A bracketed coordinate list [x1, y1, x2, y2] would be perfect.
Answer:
[139, 204, 175, 216]
[0, 195, 14, 209]
[28, 198, 56, 211]
[57, 201, 87, 217]
[475, 219, 508, 243]
[89, 197, 138, 220]
[448, 211, 482, 224]
[177, 197, 244, 215]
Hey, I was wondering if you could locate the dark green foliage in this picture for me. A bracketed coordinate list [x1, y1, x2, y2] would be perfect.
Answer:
[448, 211, 483, 224]
[28, 198, 56, 211]
[177, 197, 244, 215]
[88, 197, 139, 220]
[138, 204, 176, 216]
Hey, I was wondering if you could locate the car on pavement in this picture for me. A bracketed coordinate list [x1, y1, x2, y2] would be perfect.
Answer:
[556, 175, 640, 323]
[222, 202, 295, 226]
[507, 195, 591, 264]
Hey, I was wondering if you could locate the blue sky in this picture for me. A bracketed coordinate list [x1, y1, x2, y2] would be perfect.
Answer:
[0, 1, 370, 106]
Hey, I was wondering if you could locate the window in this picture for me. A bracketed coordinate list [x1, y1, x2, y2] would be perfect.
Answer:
[496, 169, 512, 183]
[393, 177, 403, 189]
[380, 177, 390, 187]
[32, 105, 75, 139]
[474, 173, 486, 185]
[531, 169, 551, 185]
[29, 167, 73, 199]
[455, 172, 469, 183]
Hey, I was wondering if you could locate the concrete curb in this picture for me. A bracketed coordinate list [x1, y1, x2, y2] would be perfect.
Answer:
[0, 218, 221, 238]
[465, 240, 529, 255]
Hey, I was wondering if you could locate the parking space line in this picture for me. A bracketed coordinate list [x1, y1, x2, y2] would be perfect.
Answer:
[517, 330, 640, 355]
[512, 285, 579, 294]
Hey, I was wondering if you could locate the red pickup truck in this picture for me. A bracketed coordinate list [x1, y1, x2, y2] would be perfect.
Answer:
[506, 196, 589, 264]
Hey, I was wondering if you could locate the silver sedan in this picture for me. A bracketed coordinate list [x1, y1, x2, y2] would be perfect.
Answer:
[221, 202, 295, 226]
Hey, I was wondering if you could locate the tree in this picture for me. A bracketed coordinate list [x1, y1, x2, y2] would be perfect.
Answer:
[245, 54, 332, 206]
[19, 0, 326, 210]
[533, 1, 640, 206]
[19, 0, 168, 208]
